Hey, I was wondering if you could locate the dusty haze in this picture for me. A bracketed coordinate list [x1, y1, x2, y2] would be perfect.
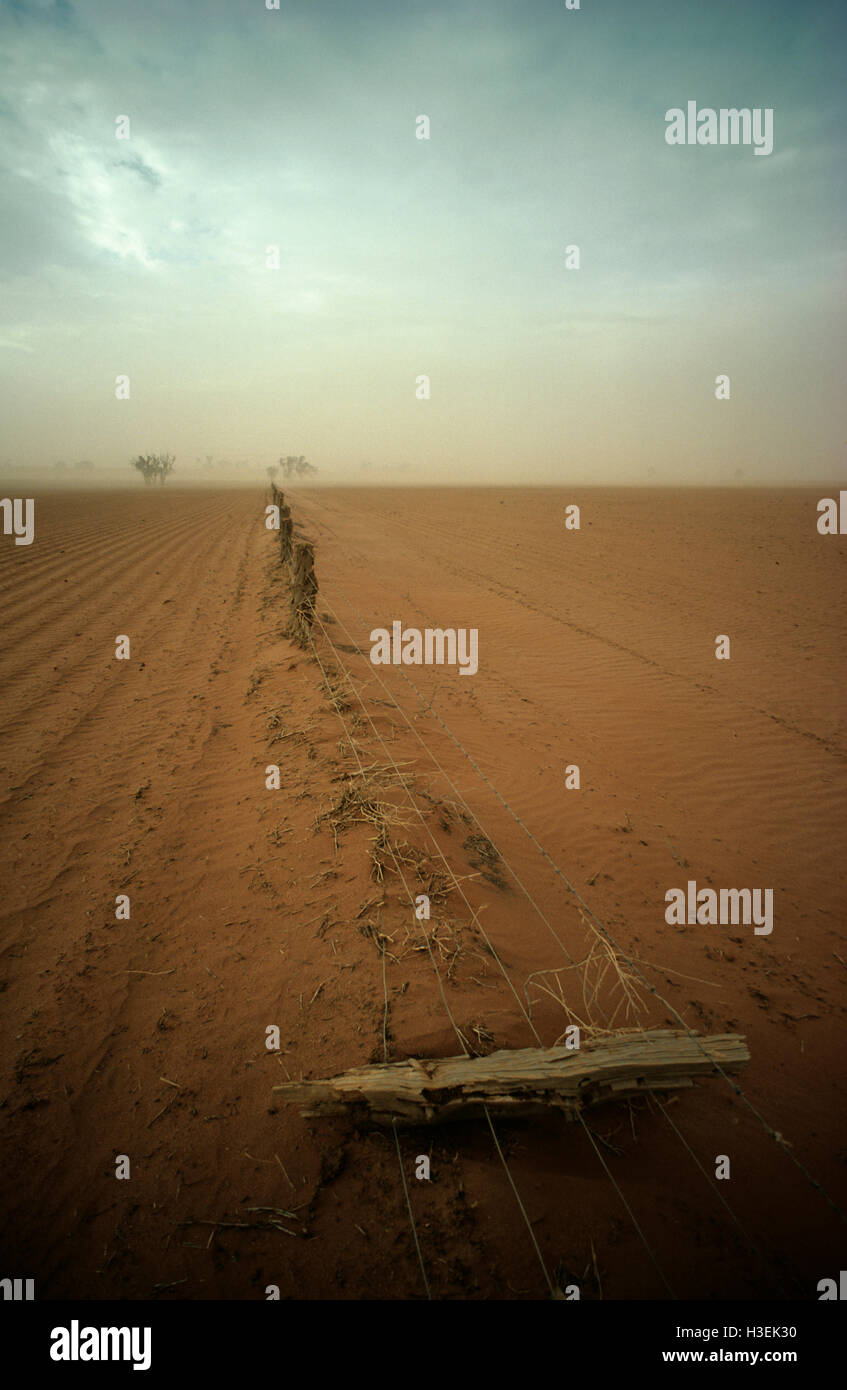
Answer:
[1, 0, 845, 486]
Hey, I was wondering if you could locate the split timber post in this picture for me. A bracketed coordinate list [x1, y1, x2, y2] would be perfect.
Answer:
[287, 540, 317, 648]
[279, 504, 293, 564]
[272, 1029, 750, 1126]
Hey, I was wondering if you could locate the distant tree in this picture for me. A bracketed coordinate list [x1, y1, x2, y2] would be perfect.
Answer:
[130, 454, 156, 486]
[278, 454, 317, 480]
[130, 453, 176, 486]
[155, 453, 176, 485]
[266, 463, 279, 480]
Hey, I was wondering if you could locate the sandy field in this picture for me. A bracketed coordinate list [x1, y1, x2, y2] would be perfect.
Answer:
[0, 483, 844, 1301]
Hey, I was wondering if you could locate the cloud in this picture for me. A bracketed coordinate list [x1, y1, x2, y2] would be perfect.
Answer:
[114, 150, 161, 189]
[2, 0, 75, 28]
[0, 0, 844, 481]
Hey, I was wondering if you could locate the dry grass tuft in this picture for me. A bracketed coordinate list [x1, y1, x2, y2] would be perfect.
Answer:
[315, 771, 412, 860]
[319, 664, 355, 714]
[523, 909, 648, 1043]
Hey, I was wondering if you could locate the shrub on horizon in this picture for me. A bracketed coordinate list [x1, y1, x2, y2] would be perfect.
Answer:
[130, 453, 176, 486]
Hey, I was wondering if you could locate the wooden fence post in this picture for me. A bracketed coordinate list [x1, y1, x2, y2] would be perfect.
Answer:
[287, 541, 317, 647]
[279, 505, 293, 564]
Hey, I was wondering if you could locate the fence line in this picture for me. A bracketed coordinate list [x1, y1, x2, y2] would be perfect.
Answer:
[309, 597, 682, 1297]
[302, 574, 810, 1295]
[270, 484, 316, 647]
[303, 613, 554, 1297]
[268, 503, 551, 1294]
[266, 499, 751, 1296]
[267, 497, 827, 1299]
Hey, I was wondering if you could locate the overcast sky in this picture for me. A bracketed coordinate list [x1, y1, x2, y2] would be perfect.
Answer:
[0, 0, 844, 484]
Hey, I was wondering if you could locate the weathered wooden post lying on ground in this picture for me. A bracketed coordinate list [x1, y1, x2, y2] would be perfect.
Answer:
[272, 1029, 750, 1126]
[286, 540, 317, 648]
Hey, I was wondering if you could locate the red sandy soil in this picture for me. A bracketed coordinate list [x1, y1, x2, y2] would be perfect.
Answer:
[0, 484, 844, 1301]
